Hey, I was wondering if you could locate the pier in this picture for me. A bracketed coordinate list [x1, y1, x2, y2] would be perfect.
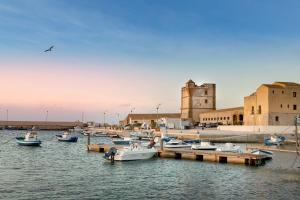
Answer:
[87, 144, 270, 166]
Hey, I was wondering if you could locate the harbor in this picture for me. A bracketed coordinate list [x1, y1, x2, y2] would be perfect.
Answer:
[0, 129, 299, 200]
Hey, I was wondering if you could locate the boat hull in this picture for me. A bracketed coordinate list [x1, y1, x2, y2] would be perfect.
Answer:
[114, 149, 157, 161]
[16, 138, 41, 146]
[56, 136, 78, 142]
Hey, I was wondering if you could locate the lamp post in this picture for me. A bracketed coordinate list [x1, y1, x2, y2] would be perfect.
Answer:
[103, 112, 106, 130]
[156, 104, 161, 128]
[130, 107, 135, 125]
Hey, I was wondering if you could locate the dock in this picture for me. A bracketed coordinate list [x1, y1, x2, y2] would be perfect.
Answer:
[87, 144, 270, 166]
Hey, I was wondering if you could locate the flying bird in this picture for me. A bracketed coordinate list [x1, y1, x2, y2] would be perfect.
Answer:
[44, 45, 54, 52]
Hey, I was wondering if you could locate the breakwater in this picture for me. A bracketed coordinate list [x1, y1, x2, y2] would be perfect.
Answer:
[0, 120, 82, 130]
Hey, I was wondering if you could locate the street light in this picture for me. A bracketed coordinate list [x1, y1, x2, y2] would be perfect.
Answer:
[156, 104, 161, 128]
[103, 111, 107, 129]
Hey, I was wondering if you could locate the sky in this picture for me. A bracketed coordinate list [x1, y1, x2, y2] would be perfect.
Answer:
[0, 0, 300, 123]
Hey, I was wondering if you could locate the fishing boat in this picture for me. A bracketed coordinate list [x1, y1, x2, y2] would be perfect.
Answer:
[217, 143, 242, 153]
[251, 149, 273, 159]
[56, 132, 78, 142]
[103, 143, 157, 161]
[164, 139, 192, 148]
[191, 141, 217, 150]
[93, 131, 108, 137]
[16, 131, 42, 146]
[264, 135, 286, 146]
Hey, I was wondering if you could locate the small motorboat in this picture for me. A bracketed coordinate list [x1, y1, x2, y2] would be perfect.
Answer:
[191, 141, 217, 150]
[93, 132, 108, 137]
[217, 143, 242, 153]
[264, 135, 286, 146]
[164, 139, 192, 148]
[251, 149, 273, 159]
[184, 139, 201, 144]
[112, 137, 133, 145]
[56, 132, 78, 142]
[16, 131, 42, 146]
[103, 143, 157, 161]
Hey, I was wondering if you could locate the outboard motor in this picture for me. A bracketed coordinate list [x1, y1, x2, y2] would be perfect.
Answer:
[103, 147, 117, 160]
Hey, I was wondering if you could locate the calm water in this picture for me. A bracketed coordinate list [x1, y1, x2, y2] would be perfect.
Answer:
[0, 130, 299, 200]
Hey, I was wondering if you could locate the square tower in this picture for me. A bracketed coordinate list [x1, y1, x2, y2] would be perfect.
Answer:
[181, 80, 216, 123]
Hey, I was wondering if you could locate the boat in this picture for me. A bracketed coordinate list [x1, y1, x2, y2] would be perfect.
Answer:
[184, 139, 201, 144]
[251, 149, 273, 159]
[56, 132, 78, 142]
[217, 143, 242, 153]
[264, 135, 286, 146]
[164, 139, 192, 148]
[191, 141, 217, 150]
[74, 126, 83, 133]
[130, 130, 154, 140]
[112, 137, 133, 145]
[16, 131, 42, 146]
[93, 132, 108, 137]
[103, 143, 157, 161]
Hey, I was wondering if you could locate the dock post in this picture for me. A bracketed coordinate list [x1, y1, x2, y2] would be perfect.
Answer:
[160, 137, 164, 151]
[87, 132, 90, 150]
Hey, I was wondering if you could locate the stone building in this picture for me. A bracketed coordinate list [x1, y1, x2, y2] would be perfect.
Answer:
[181, 80, 216, 123]
[244, 82, 300, 126]
[199, 107, 244, 125]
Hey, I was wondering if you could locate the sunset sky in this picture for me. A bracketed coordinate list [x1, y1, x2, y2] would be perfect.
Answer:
[1, 0, 300, 123]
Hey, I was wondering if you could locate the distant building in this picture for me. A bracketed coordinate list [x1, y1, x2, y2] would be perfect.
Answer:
[122, 113, 181, 126]
[181, 80, 216, 123]
[199, 107, 244, 125]
[244, 82, 300, 126]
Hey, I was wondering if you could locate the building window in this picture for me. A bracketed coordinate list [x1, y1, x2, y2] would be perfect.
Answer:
[220, 117, 223, 120]
[280, 104, 282, 108]
[294, 105, 297, 110]
[258, 105, 262, 114]
[205, 99, 208, 103]
[293, 92, 297, 97]
[217, 117, 219, 120]
[282, 91, 284, 94]
[275, 116, 279, 122]
[251, 106, 254, 115]
[214, 118, 216, 120]
[287, 104, 290, 108]
[227, 117, 230, 120]
[272, 90, 274, 94]
[205, 90, 208, 95]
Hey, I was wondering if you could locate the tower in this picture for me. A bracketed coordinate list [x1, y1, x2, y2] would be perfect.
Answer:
[181, 80, 216, 123]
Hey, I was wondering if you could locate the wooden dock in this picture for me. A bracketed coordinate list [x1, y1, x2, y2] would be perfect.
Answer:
[87, 144, 270, 166]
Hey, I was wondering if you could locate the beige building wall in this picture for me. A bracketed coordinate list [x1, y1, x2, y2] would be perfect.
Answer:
[181, 80, 216, 123]
[199, 107, 244, 125]
[244, 82, 300, 126]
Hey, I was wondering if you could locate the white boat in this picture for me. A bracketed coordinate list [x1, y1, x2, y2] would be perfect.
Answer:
[104, 144, 157, 161]
[217, 143, 242, 153]
[74, 126, 83, 133]
[164, 139, 191, 148]
[251, 149, 273, 159]
[191, 141, 217, 150]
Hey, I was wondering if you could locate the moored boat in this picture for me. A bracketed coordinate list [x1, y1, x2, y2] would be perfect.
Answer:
[103, 143, 157, 161]
[16, 131, 42, 146]
[264, 135, 286, 146]
[251, 149, 273, 159]
[191, 141, 217, 150]
[164, 139, 191, 148]
[56, 132, 78, 142]
[217, 143, 242, 153]
[112, 137, 132, 145]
